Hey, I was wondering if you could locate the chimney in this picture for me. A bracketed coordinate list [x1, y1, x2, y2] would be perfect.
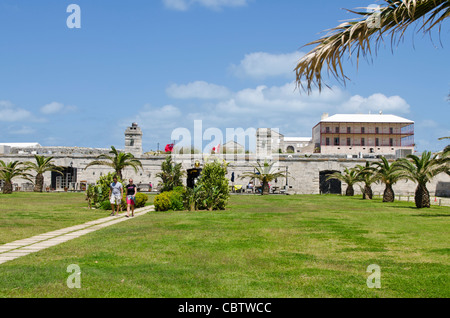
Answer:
[321, 113, 329, 120]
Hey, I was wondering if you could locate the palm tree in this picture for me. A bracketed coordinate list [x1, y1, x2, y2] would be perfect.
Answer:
[156, 156, 185, 192]
[295, 0, 450, 93]
[240, 161, 288, 195]
[396, 151, 449, 208]
[326, 167, 360, 196]
[355, 162, 380, 200]
[24, 155, 64, 192]
[372, 157, 402, 202]
[84, 146, 143, 180]
[439, 137, 450, 153]
[0, 160, 33, 194]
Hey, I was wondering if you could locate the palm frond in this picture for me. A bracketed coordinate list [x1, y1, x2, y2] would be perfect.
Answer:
[295, 0, 450, 93]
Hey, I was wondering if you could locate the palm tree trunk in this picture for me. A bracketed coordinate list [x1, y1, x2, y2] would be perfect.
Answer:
[3, 181, 13, 194]
[363, 185, 373, 200]
[34, 173, 44, 192]
[345, 185, 354, 196]
[383, 184, 395, 202]
[415, 184, 430, 208]
[262, 181, 270, 195]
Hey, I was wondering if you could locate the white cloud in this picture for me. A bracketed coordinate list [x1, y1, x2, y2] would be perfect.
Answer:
[9, 126, 36, 135]
[162, 81, 412, 139]
[340, 94, 410, 114]
[40, 102, 77, 115]
[0, 100, 37, 122]
[230, 51, 304, 80]
[163, 0, 250, 11]
[166, 81, 231, 99]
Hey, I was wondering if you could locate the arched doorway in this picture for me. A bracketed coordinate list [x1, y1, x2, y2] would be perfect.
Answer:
[286, 146, 295, 153]
[319, 170, 342, 194]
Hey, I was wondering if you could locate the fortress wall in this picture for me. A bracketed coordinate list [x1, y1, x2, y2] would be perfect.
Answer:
[1, 154, 449, 197]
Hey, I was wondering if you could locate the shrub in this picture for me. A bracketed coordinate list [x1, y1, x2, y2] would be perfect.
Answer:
[168, 190, 184, 211]
[195, 160, 230, 211]
[154, 187, 186, 212]
[154, 192, 171, 212]
[100, 200, 112, 210]
[120, 192, 148, 210]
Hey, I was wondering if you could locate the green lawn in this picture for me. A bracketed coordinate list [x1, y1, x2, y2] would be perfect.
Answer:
[0, 193, 449, 298]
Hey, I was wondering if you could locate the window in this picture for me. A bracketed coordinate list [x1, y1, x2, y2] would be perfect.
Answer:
[334, 137, 340, 146]
[325, 138, 330, 146]
[390, 127, 394, 134]
[347, 138, 351, 146]
[375, 138, 379, 146]
[361, 138, 365, 146]
[389, 138, 394, 147]
[325, 127, 330, 133]
[361, 127, 365, 134]
[335, 127, 340, 133]
[375, 127, 379, 134]
[347, 127, 351, 133]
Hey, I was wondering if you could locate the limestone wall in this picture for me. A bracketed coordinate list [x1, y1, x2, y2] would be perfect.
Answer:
[1, 154, 449, 197]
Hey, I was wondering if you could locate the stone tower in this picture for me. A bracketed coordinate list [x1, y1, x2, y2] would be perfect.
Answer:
[124, 123, 143, 157]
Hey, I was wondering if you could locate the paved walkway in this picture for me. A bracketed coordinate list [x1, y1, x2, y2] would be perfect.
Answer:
[0, 205, 155, 265]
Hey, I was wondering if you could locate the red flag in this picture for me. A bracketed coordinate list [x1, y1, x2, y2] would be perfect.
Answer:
[165, 143, 174, 153]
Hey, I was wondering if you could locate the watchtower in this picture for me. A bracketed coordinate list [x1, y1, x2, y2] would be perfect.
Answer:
[124, 123, 143, 157]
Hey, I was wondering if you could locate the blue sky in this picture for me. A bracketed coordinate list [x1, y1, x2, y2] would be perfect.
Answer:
[0, 0, 448, 152]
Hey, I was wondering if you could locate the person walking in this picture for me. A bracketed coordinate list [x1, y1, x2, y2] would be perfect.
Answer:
[125, 178, 137, 217]
[109, 176, 123, 216]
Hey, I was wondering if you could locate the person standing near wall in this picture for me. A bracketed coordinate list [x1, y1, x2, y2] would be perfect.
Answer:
[109, 176, 123, 216]
[126, 178, 137, 217]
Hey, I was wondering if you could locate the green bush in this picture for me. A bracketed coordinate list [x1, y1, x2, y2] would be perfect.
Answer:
[168, 190, 184, 211]
[154, 187, 186, 212]
[154, 192, 171, 212]
[120, 192, 148, 210]
[100, 200, 112, 210]
[195, 160, 230, 211]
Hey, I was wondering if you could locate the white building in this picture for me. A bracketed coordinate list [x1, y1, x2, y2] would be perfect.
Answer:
[312, 113, 415, 156]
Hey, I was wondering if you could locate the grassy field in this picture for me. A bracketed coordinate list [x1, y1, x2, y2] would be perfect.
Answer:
[0, 193, 449, 298]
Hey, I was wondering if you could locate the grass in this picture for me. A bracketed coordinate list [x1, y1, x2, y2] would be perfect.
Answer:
[0, 193, 449, 298]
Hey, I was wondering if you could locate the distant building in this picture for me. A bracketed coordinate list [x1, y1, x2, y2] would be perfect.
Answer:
[0, 143, 41, 155]
[312, 113, 415, 156]
[222, 140, 245, 154]
[256, 128, 312, 154]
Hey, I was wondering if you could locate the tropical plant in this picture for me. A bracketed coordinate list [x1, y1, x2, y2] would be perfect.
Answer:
[439, 136, 450, 153]
[396, 151, 450, 208]
[0, 160, 33, 194]
[85, 172, 124, 209]
[295, 0, 450, 93]
[372, 157, 403, 202]
[183, 184, 204, 211]
[355, 162, 380, 200]
[84, 146, 143, 180]
[85, 184, 100, 209]
[195, 160, 230, 210]
[24, 155, 64, 192]
[156, 156, 185, 193]
[241, 160, 287, 195]
[326, 167, 360, 196]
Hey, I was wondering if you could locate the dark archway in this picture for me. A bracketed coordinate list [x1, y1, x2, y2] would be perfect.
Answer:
[187, 168, 202, 189]
[319, 170, 342, 194]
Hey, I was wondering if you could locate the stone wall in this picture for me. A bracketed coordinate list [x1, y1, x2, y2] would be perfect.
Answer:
[1, 153, 449, 197]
